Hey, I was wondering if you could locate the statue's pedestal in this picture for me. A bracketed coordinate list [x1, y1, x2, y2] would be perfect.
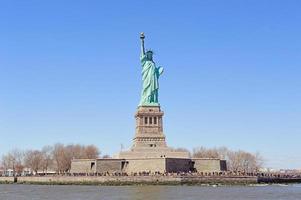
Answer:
[117, 106, 190, 159]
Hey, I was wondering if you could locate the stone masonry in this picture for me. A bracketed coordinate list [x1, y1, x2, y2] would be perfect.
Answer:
[118, 106, 190, 159]
[71, 105, 227, 173]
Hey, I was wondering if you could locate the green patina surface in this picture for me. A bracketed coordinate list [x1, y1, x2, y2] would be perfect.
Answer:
[139, 33, 163, 106]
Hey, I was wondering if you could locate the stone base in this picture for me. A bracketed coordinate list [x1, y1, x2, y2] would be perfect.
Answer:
[117, 147, 190, 159]
[117, 105, 190, 160]
[123, 157, 193, 173]
[70, 157, 227, 174]
[132, 106, 167, 149]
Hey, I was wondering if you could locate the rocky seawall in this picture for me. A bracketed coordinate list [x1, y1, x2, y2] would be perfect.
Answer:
[0, 176, 258, 185]
[1, 176, 300, 185]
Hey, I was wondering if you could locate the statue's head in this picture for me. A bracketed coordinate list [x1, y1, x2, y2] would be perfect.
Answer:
[146, 50, 153, 60]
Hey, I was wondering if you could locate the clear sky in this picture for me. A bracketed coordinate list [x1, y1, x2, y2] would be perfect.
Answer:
[0, 0, 300, 169]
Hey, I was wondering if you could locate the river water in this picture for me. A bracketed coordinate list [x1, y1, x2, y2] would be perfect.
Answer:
[0, 184, 300, 200]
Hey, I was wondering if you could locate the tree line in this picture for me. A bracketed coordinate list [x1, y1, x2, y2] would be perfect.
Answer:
[1, 144, 100, 175]
[191, 146, 264, 173]
[1, 144, 263, 175]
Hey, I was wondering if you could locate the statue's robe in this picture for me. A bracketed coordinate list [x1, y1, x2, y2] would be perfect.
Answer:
[140, 54, 163, 105]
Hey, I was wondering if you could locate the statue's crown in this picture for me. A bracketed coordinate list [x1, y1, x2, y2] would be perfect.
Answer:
[146, 49, 154, 54]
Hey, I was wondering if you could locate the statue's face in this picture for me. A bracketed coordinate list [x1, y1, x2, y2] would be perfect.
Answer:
[146, 52, 153, 60]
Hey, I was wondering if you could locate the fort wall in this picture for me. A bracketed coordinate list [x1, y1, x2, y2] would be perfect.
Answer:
[193, 158, 227, 172]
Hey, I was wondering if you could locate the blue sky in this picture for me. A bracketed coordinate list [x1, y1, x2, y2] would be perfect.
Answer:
[0, 0, 300, 169]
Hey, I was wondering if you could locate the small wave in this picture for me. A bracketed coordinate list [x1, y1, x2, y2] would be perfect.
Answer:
[249, 184, 269, 187]
[275, 184, 289, 187]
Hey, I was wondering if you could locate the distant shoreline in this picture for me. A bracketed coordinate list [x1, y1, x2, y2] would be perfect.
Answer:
[1, 176, 300, 186]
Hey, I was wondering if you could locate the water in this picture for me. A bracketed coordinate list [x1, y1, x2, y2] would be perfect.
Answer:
[0, 184, 300, 200]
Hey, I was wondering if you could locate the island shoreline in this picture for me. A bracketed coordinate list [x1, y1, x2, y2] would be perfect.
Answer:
[1, 176, 300, 186]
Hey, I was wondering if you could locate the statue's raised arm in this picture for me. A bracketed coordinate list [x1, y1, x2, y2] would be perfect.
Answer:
[140, 32, 145, 56]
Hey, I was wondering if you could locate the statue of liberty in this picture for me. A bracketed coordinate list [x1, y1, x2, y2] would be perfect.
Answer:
[139, 33, 164, 106]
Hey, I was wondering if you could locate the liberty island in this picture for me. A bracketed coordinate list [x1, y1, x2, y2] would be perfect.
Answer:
[1, 34, 300, 186]
[69, 33, 226, 174]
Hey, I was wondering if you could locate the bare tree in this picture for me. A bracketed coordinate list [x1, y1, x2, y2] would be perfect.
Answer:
[227, 150, 257, 172]
[84, 145, 100, 159]
[66, 144, 83, 159]
[64, 144, 85, 171]
[24, 150, 43, 174]
[193, 146, 219, 158]
[1, 149, 25, 176]
[216, 146, 230, 160]
[41, 145, 53, 173]
[51, 143, 101, 173]
[13, 149, 25, 175]
[193, 146, 263, 173]
[253, 152, 264, 172]
[1, 154, 11, 173]
[52, 143, 69, 173]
